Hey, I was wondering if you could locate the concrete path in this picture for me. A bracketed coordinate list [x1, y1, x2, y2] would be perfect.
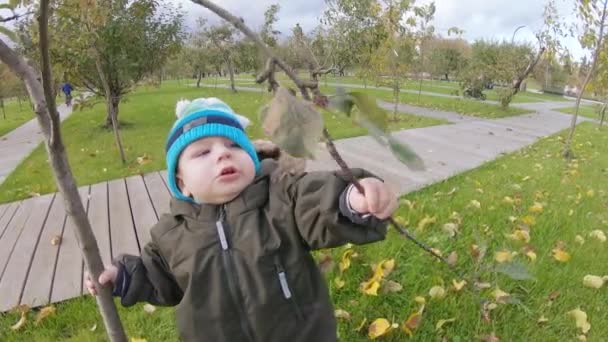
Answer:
[0, 103, 74, 184]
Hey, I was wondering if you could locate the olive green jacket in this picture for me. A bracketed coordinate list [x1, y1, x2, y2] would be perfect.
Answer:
[113, 159, 387, 341]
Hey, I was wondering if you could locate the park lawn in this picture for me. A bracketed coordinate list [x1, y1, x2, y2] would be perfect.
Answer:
[0, 98, 35, 137]
[0, 83, 446, 204]
[1, 122, 606, 341]
[328, 86, 532, 119]
[557, 105, 603, 120]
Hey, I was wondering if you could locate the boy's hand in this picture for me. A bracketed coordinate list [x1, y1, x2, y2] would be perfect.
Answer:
[85, 265, 118, 296]
[347, 178, 398, 219]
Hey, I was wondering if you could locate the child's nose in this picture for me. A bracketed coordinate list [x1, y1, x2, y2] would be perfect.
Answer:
[217, 146, 231, 160]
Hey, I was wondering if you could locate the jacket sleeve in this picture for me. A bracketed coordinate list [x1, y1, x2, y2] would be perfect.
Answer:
[112, 242, 183, 307]
[283, 168, 388, 250]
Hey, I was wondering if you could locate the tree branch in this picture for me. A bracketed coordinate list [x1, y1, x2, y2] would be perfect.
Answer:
[0, 11, 35, 23]
[0, 2, 128, 340]
[38, 0, 60, 147]
[191, 0, 449, 267]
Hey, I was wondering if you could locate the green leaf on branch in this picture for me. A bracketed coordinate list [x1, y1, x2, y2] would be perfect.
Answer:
[328, 88, 425, 171]
[495, 262, 535, 281]
[259, 87, 324, 158]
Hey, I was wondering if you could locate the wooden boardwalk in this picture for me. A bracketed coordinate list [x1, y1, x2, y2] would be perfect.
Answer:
[0, 171, 171, 312]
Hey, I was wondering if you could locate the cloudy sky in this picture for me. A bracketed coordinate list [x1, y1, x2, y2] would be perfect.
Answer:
[1, 0, 585, 59]
[172, 0, 585, 60]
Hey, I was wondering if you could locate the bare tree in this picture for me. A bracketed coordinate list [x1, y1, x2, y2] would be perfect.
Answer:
[0, 1, 127, 341]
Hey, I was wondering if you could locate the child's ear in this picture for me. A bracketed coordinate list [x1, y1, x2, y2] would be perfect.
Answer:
[176, 174, 191, 197]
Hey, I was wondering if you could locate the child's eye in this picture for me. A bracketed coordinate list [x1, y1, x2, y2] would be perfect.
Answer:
[229, 142, 240, 148]
[195, 150, 210, 157]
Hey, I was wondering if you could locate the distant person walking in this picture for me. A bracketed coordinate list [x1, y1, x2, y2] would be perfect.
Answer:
[61, 82, 73, 106]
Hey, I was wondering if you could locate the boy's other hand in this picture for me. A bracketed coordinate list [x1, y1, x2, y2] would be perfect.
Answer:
[347, 178, 398, 220]
[85, 265, 118, 296]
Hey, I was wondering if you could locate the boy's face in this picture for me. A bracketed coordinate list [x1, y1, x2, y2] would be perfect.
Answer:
[177, 136, 256, 204]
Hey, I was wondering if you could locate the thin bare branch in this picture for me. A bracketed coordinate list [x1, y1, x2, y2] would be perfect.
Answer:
[191, 0, 447, 267]
[0, 11, 35, 23]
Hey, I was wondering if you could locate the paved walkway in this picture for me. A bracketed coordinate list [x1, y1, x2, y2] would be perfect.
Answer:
[0, 103, 74, 184]
[0, 83, 591, 312]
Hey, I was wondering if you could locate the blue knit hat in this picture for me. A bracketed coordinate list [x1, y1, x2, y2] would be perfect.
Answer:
[166, 98, 261, 202]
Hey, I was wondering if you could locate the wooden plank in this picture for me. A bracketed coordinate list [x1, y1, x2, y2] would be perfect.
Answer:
[0, 202, 19, 241]
[0, 194, 54, 311]
[87, 182, 111, 266]
[126, 175, 157, 247]
[50, 187, 89, 303]
[143, 171, 171, 218]
[0, 200, 30, 284]
[81, 182, 111, 294]
[20, 193, 66, 308]
[108, 179, 139, 258]
[0, 202, 10, 222]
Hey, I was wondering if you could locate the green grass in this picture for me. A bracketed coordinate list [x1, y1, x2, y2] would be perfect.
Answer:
[0, 98, 35, 137]
[2, 122, 607, 341]
[211, 76, 537, 117]
[0, 82, 446, 204]
[557, 105, 604, 120]
[340, 87, 532, 119]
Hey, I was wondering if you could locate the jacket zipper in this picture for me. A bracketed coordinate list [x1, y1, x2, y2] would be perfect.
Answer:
[217, 205, 256, 342]
[274, 258, 304, 320]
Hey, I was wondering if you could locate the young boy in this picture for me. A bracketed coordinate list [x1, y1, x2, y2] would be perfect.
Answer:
[86, 98, 398, 341]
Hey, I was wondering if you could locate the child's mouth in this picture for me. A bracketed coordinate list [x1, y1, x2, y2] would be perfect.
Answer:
[218, 166, 239, 180]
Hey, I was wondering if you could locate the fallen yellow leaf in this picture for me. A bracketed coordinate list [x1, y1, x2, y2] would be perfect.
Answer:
[339, 249, 354, 273]
[452, 279, 467, 291]
[414, 296, 426, 305]
[568, 308, 591, 334]
[503, 196, 515, 204]
[368, 318, 392, 339]
[334, 309, 351, 320]
[495, 250, 515, 263]
[552, 248, 571, 262]
[575, 235, 585, 245]
[381, 280, 403, 294]
[589, 230, 606, 242]
[521, 215, 536, 226]
[529, 202, 544, 213]
[402, 312, 422, 337]
[35, 305, 56, 324]
[417, 215, 436, 231]
[435, 318, 456, 331]
[382, 259, 395, 277]
[11, 311, 27, 331]
[583, 275, 604, 289]
[443, 223, 459, 237]
[538, 315, 549, 324]
[468, 200, 481, 209]
[429, 286, 446, 299]
[130, 339, 147, 342]
[334, 277, 345, 289]
[361, 280, 380, 296]
[506, 229, 530, 243]
[493, 287, 510, 304]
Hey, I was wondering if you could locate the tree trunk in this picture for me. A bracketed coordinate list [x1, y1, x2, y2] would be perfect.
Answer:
[512, 47, 545, 96]
[94, 52, 127, 164]
[17, 95, 22, 110]
[227, 56, 237, 93]
[600, 102, 607, 128]
[108, 95, 127, 163]
[563, 0, 607, 158]
[1, 98, 5, 119]
[196, 70, 202, 88]
[0, 9, 128, 342]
